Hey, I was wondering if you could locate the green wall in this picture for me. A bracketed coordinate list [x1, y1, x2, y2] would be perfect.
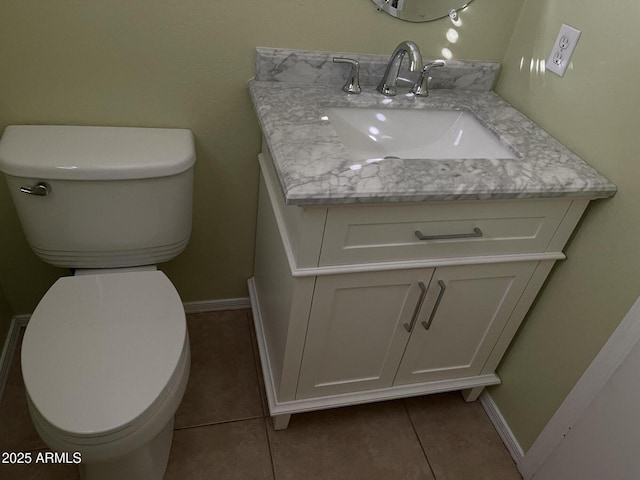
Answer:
[490, 0, 640, 451]
[0, 0, 522, 314]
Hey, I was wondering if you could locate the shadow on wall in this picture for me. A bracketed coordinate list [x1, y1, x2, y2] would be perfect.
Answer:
[0, 178, 66, 315]
[0, 284, 14, 347]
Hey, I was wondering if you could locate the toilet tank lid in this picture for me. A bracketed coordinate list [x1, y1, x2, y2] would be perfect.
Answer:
[0, 125, 195, 180]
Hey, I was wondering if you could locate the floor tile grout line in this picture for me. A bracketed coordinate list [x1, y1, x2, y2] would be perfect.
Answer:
[174, 412, 267, 432]
[402, 399, 439, 480]
[246, 310, 278, 479]
[262, 416, 279, 480]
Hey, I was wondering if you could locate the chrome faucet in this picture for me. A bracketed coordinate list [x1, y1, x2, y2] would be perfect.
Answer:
[376, 41, 423, 96]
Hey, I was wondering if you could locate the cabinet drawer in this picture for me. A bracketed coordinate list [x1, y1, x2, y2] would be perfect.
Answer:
[319, 199, 572, 266]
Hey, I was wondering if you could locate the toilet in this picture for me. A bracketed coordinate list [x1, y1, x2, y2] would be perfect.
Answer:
[0, 125, 196, 479]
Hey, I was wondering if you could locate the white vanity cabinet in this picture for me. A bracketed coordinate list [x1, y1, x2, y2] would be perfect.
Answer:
[249, 147, 591, 429]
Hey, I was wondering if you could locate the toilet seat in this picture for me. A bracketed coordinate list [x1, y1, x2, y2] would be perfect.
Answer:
[21, 270, 187, 441]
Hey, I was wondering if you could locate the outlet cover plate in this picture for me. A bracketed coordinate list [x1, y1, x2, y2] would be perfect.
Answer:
[547, 24, 581, 77]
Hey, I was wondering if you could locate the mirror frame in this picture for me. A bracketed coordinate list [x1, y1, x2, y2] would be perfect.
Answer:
[371, 0, 474, 23]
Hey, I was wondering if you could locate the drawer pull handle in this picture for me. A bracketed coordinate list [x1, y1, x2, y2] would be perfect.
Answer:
[404, 281, 427, 333]
[415, 227, 483, 241]
[422, 280, 446, 331]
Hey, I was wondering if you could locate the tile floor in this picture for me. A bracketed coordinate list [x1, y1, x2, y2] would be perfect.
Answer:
[0, 309, 522, 480]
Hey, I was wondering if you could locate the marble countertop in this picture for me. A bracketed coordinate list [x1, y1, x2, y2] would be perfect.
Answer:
[249, 79, 617, 206]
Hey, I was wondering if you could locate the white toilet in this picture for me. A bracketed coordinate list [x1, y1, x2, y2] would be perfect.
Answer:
[0, 125, 196, 479]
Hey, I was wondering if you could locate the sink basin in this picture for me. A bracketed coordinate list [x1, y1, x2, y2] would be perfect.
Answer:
[325, 107, 516, 161]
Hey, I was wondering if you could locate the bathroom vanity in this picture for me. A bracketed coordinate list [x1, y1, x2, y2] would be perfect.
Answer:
[248, 48, 616, 429]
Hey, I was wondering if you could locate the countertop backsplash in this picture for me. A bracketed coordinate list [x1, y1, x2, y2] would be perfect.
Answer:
[254, 47, 500, 91]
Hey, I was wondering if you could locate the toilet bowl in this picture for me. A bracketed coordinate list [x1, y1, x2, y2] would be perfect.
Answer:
[22, 269, 190, 479]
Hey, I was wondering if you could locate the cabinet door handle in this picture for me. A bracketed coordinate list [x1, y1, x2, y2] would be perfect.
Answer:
[415, 227, 483, 241]
[422, 280, 446, 330]
[404, 281, 428, 333]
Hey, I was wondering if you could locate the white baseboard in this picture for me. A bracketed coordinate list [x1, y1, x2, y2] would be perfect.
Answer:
[182, 297, 250, 313]
[0, 315, 30, 403]
[480, 391, 525, 467]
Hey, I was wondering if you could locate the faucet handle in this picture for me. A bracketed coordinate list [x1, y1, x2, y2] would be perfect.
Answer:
[333, 57, 362, 94]
[412, 60, 445, 97]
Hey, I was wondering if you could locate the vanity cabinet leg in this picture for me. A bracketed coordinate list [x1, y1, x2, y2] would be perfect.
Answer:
[272, 414, 291, 430]
[461, 387, 484, 402]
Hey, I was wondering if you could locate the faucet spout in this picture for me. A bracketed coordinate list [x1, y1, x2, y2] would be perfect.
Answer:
[376, 41, 423, 96]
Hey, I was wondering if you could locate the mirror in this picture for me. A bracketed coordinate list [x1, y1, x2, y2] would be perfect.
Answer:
[372, 0, 473, 23]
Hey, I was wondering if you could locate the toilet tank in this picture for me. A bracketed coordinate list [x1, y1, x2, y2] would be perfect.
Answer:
[0, 125, 195, 268]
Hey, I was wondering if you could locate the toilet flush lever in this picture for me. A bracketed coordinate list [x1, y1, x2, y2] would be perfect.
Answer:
[20, 182, 50, 196]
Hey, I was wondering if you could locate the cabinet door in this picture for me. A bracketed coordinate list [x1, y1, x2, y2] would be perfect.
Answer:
[296, 268, 435, 399]
[394, 262, 537, 385]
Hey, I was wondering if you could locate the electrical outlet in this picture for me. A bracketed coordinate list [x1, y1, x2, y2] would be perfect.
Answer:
[547, 24, 581, 76]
